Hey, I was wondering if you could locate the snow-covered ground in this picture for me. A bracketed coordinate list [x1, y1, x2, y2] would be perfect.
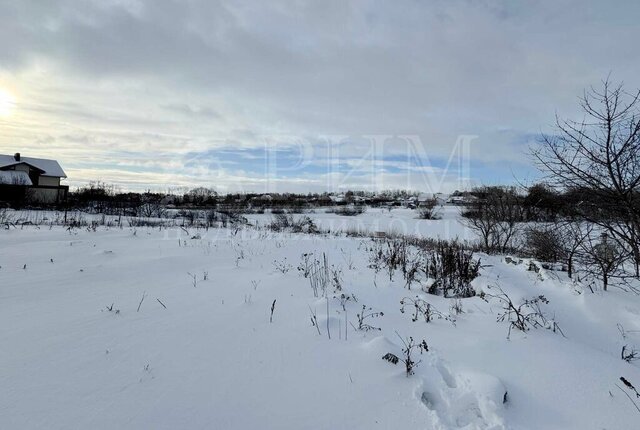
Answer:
[250, 206, 473, 240]
[5, 205, 471, 240]
[1, 213, 640, 429]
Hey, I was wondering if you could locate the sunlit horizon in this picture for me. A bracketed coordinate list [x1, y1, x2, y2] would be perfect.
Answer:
[0, 87, 16, 117]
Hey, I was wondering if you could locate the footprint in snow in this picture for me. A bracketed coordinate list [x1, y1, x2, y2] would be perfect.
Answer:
[417, 355, 507, 430]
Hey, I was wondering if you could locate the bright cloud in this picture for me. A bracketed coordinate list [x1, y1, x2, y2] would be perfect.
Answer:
[1, 0, 639, 192]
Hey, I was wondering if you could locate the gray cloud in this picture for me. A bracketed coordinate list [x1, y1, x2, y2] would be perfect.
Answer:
[161, 103, 220, 119]
[1, 0, 639, 191]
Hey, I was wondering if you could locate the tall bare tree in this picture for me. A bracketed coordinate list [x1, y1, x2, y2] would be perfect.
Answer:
[533, 78, 640, 276]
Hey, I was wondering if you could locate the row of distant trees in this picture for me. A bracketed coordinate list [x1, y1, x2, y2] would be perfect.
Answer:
[65, 184, 424, 214]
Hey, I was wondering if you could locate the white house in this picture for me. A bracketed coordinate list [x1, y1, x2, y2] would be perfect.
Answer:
[0, 153, 68, 204]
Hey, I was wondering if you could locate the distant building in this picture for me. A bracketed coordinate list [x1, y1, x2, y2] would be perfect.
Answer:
[446, 193, 478, 206]
[0, 153, 68, 204]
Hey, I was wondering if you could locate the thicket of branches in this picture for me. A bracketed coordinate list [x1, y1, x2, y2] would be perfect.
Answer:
[461, 186, 525, 252]
[455, 79, 640, 291]
[530, 78, 640, 287]
[368, 238, 480, 298]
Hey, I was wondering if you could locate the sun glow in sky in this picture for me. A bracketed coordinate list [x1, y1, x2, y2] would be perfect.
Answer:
[1, 1, 640, 191]
[0, 88, 16, 117]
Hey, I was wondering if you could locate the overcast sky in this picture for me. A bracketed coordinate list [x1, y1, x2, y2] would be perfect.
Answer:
[1, 0, 639, 193]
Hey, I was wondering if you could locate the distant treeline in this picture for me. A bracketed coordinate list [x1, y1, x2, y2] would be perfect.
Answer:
[60, 183, 420, 214]
[5, 180, 631, 223]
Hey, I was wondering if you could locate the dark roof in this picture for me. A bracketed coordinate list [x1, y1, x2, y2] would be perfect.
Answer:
[0, 154, 67, 178]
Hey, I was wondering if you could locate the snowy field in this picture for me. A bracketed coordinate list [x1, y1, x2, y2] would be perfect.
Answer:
[4, 206, 471, 240]
[2, 211, 640, 429]
[250, 207, 473, 240]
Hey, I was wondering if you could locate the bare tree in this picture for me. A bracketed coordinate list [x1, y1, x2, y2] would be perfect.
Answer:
[138, 202, 166, 218]
[462, 186, 525, 252]
[526, 220, 592, 278]
[416, 198, 439, 219]
[579, 232, 627, 291]
[525, 225, 565, 263]
[558, 220, 591, 279]
[533, 78, 640, 276]
[185, 187, 217, 206]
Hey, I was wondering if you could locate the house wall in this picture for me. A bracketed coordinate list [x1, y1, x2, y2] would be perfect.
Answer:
[27, 187, 66, 204]
[4, 163, 41, 185]
[12, 164, 30, 173]
[0, 158, 67, 205]
[38, 176, 60, 186]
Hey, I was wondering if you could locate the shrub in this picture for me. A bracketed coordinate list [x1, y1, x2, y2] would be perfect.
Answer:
[367, 238, 481, 298]
[367, 238, 409, 281]
[333, 206, 366, 216]
[482, 285, 564, 339]
[524, 226, 565, 263]
[269, 214, 319, 234]
[384, 334, 429, 377]
[416, 199, 439, 219]
[423, 241, 480, 298]
[137, 202, 167, 218]
[356, 305, 384, 331]
[400, 297, 453, 324]
[215, 209, 249, 227]
[181, 209, 200, 226]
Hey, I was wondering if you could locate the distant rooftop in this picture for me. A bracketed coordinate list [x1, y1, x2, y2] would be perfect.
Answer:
[0, 154, 67, 178]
